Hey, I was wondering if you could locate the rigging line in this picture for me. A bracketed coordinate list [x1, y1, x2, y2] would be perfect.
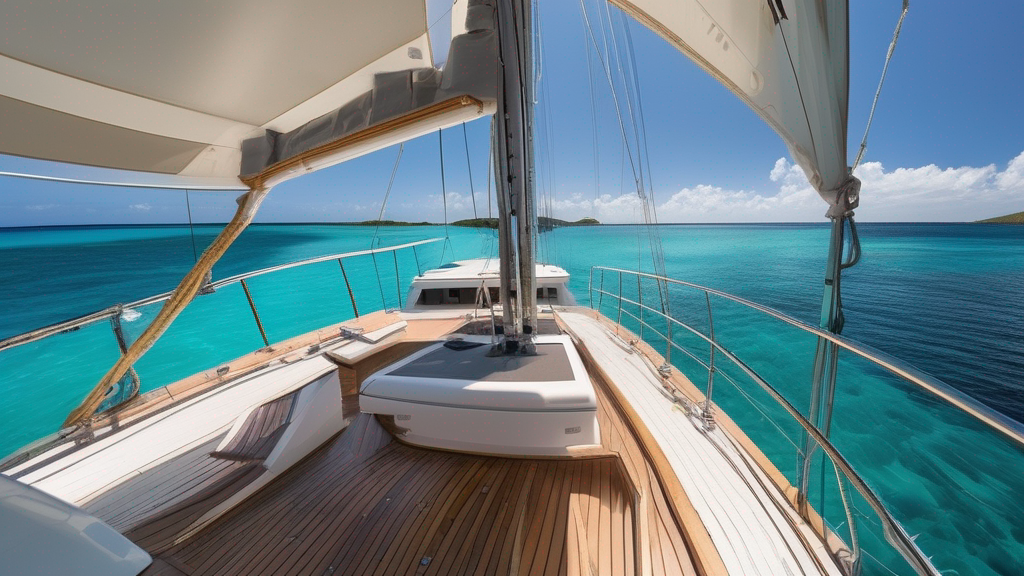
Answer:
[487, 124, 493, 221]
[622, 18, 658, 223]
[542, 63, 559, 262]
[427, 6, 454, 33]
[604, 3, 645, 193]
[483, 119, 496, 269]
[461, 123, 479, 220]
[438, 129, 452, 265]
[853, 1, 910, 171]
[532, 0, 543, 100]
[579, 0, 642, 191]
[370, 143, 405, 249]
[184, 189, 198, 263]
[583, 0, 668, 316]
[620, 14, 670, 311]
[369, 143, 404, 310]
[611, 11, 656, 233]
[535, 59, 554, 264]
[584, 29, 601, 201]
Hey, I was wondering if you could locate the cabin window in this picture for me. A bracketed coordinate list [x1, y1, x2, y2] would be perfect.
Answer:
[417, 287, 479, 306]
[537, 287, 558, 300]
[418, 288, 444, 305]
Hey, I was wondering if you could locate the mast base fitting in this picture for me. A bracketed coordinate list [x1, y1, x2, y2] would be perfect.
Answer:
[487, 336, 538, 357]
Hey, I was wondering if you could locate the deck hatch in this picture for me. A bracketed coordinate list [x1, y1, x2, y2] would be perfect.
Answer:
[387, 342, 574, 382]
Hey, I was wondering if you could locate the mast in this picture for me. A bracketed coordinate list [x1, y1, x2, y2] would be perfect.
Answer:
[799, 178, 861, 515]
[492, 0, 538, 353]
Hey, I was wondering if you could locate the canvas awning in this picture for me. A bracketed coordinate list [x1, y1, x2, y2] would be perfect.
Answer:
[0, 0, 497, 190]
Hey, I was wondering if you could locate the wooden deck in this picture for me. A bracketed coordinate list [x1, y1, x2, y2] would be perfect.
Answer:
[556, 309, 843, 576]
[5, 308, 846, 575]
[141, 414, 640, 576]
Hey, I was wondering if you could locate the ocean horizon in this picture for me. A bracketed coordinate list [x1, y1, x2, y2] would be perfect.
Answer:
[1, 220, 1010, 230]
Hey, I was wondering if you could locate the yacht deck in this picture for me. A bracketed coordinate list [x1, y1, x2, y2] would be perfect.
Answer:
[140, 413, 642, 576]
[556, 309, 843, 576]
[2, 308, 846, 576]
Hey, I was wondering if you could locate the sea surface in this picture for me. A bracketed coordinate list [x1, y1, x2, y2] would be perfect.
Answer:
[0, 222, 1022, 575]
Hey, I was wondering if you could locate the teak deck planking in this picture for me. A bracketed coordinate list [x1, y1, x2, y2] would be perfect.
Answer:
[18, 310, 721, 575]
[140, 414, 641, 576]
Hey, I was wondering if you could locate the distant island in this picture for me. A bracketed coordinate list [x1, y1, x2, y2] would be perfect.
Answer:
[343, 220, 434, 226]
[283, 217, 602, 228]
[976, 211, 1024, 224]
[452, 217, 600, 229]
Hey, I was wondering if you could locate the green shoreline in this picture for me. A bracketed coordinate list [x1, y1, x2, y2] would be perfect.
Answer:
[975, 211, 1024, 224]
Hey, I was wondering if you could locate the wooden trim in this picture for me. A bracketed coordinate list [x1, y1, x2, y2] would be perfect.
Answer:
[574, 308, 852, 567]
[561, 315, 728, 576]
[2, 311, 406, 476]
[241, 96, 485, 190]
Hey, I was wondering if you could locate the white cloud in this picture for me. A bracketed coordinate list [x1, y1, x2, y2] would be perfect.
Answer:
[544, 152, 1024, 223]
[25, 204, 57, 211]
[414, 190, 489, 221]
[128, 203, 152, 212]
[995, 150, 1024, 190]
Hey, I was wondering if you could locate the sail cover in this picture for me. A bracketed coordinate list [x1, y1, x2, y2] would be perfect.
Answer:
[0, 0, 497, 189]
[614, 0, 852, 205]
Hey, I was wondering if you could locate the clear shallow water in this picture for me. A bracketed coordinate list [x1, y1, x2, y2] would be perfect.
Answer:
[0, 222, 1022, 575]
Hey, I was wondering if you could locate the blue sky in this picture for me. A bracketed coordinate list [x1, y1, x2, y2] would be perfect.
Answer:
[1, 0, 1022, 226]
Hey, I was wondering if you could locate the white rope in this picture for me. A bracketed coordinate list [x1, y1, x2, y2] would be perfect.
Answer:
[853, 1, 910, 170]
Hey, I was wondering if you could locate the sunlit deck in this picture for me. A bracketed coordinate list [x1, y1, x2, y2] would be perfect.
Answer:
[138, 413, 640, 576]
[2, 309, 850, 576]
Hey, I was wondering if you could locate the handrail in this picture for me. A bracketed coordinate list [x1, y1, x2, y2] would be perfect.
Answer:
[589, 266, 941, 576]
[0, 238, 442, 353]
[589, 266, 1024, 448]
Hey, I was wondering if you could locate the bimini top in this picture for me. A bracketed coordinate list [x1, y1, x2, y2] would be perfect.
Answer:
[0, 0, 498, 190]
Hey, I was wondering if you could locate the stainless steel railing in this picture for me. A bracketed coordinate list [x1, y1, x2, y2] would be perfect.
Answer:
[0, 238, 441, 353]
[589, 266, 1024, 447]
[589, 265, 950, 576]
[0, 238, 441, 417]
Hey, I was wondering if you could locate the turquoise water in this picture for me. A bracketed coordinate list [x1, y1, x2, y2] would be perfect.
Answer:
[1, 222, 1022, 575]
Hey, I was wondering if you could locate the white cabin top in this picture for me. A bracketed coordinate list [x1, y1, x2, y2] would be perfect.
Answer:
[404, 258, 574, 310]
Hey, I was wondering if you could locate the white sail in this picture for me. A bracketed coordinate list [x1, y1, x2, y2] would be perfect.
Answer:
[0, 0, 496, 189]
[614, 0, 852, 205]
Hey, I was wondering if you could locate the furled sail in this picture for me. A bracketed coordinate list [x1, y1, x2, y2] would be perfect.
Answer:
[614, 0, 855, 208]
[0, 0, 497, 189]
